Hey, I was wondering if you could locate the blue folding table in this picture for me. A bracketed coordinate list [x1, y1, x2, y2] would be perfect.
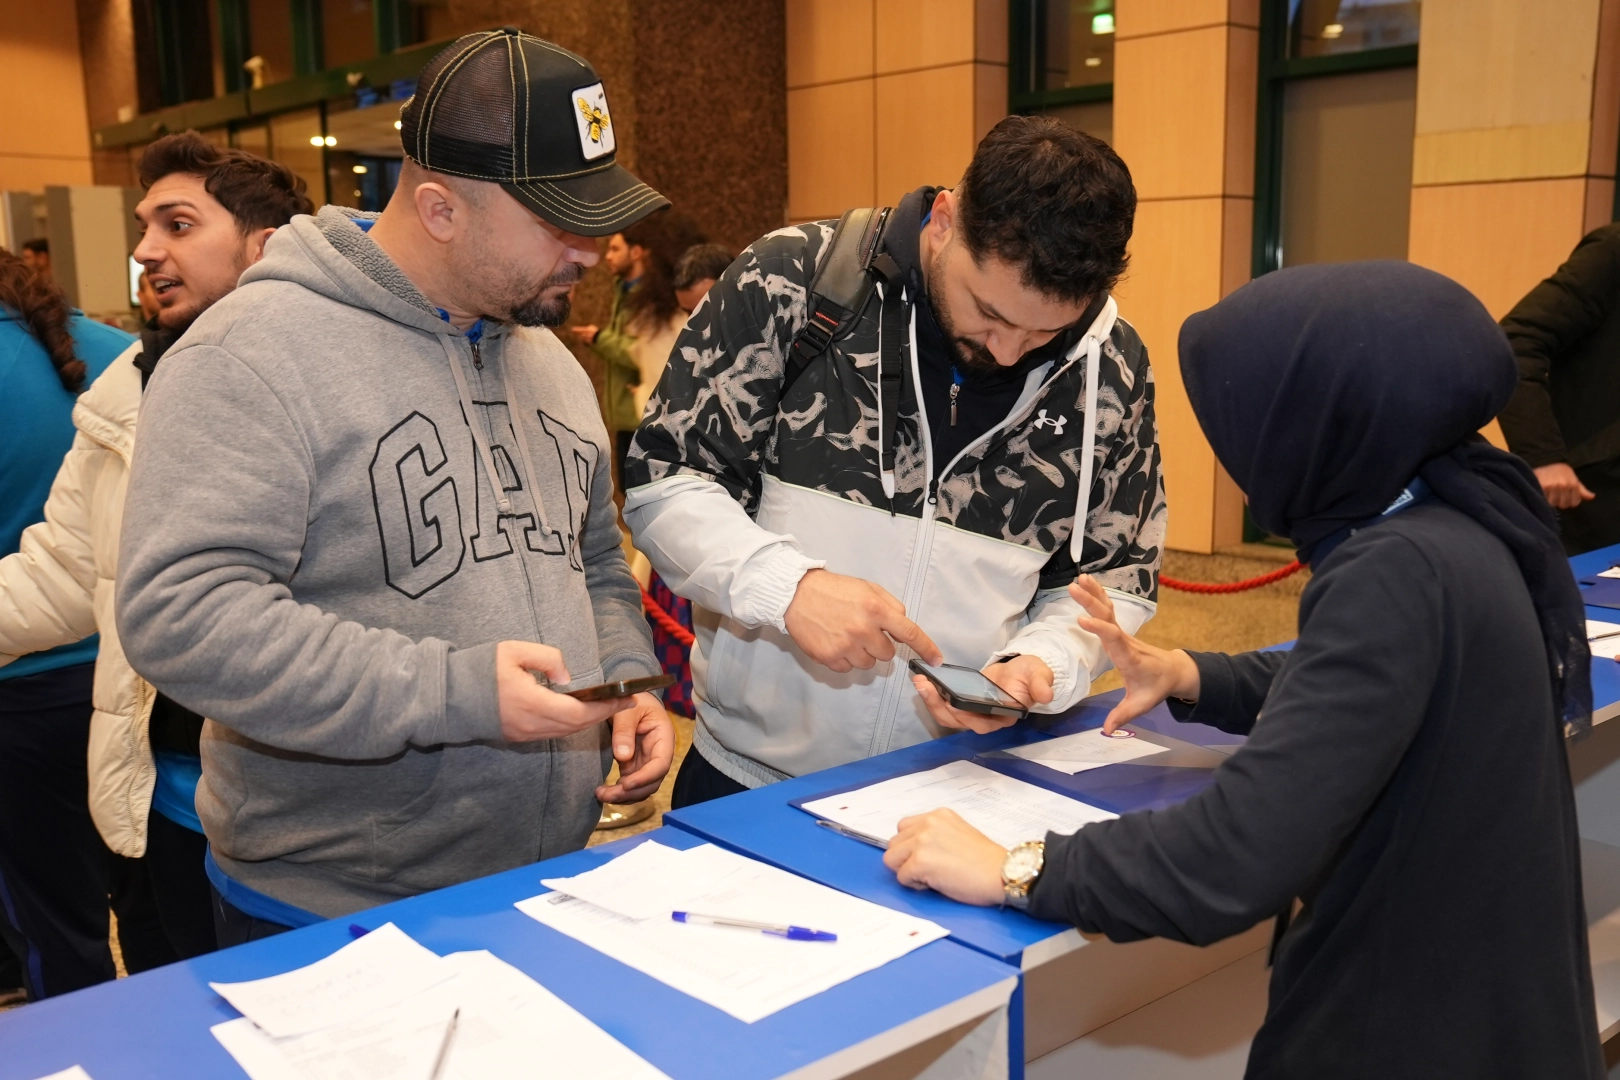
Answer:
[664, 694, 1271, 1062]
[0, 827, 1020, 1080]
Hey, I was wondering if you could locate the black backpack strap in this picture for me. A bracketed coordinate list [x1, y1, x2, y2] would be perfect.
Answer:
[868, 252, 907, 481]
[784, 207, 892, 392]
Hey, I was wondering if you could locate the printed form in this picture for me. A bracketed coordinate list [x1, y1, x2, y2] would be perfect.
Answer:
[208, 926, 668, 1080]
[1005, 727, 1168, 774]
[799, 759, 1117, 849]
[518, 841, 947, 1023]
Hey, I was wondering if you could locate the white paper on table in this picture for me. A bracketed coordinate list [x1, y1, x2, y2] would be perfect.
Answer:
[1590, 619, 1620, 637]
[208, 922, 451, 1039]
[540, 837, 712, 920]
[213, 949, 669, 1080]
[1004, 727, 1169, 775]
[800, 759, 1117, 850]
[518, 841, 947, 1023]
[1598, 568, 1620, 579]
[30, 1069, 94, 1080]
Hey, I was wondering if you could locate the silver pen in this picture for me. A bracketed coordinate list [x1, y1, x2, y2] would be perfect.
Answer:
[428, 1007, 460, 1080]
[815, 818, 889, 849]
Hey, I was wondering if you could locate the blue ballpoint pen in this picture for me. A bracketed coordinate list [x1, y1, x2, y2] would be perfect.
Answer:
[671, 911, 837, 942]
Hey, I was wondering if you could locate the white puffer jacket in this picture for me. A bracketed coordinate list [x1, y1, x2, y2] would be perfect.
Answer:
[0, 343, 158, 857]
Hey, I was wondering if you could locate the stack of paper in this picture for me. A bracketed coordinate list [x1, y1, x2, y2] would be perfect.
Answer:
[800, 759, 1117, 849]
[518, 841, 948, 1022]
[1005, 727, 1168, 774]
[1590, 619, 1620, 660]
[209, 922, 669, 1080]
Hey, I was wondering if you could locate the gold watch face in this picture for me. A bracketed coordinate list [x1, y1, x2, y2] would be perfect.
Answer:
[1003, 841, 1044, 892]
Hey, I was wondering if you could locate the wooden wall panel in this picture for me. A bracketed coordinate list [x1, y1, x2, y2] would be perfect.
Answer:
[875, 0, 976, 73]
[975, 0, 1009, 63]
[974, 61, 1009, 143]
[1118, 0, 1258, 39]
[789, 80, 876, 219]
[1408, 178, 1590, 319]
[1415, 0, 1604, 191]
[875, 65, 976, 204]
[1114, 27, 1232, 200]
[1115, 196, 1227, 552]
[787, 0, 874, 88]
[0, 3, 93, 191]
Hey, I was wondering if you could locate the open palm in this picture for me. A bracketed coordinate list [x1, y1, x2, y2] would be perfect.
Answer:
[1069, 576, 1202, 733]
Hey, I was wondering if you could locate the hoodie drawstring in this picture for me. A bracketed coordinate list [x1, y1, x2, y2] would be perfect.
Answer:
[1069, 295, 1116, 564]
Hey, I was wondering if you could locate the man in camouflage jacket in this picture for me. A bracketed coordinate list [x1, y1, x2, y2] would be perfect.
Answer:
[625, 118, 1166, 804]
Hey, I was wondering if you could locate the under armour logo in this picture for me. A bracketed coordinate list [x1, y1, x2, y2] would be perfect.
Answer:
[1032, 409, 1067, 435]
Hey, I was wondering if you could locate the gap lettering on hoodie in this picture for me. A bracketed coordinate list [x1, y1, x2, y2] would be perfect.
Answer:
[368, 411, 467, 599]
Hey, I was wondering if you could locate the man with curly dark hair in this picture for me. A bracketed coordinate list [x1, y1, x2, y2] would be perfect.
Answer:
[626, 116, 1167, 806]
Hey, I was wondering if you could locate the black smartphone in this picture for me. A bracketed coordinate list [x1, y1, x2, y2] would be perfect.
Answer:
[907, 660, 1026, 718]
[562, 673, 676, 701]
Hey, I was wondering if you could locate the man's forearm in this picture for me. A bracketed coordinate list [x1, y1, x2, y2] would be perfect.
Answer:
[624, 475, 825, 628]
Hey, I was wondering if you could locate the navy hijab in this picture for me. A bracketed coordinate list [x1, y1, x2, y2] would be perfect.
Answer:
[1179, 261, 1591, 736]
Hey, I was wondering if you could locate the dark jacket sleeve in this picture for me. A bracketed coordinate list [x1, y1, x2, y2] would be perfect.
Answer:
[1497, 224, 1620, 467]
[1164, 650, 1289, 736]
[1027, 531, 1441, 945]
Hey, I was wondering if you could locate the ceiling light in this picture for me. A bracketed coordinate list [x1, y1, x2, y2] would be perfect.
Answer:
[353, 164, 368, 174]
[308, 135, 324, 147]
[1085, 56, 1102, 67]
[393, 120, 402, 130]
[1322, 22, 1344, 38]
[1092, 13, 1114, 34]
[324, 135, 337, 146]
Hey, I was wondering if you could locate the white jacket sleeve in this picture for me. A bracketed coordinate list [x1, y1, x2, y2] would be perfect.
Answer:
[0, 433, 101, 666]
[623, 475, 826, 630]
[1001, 586, 1155, 713]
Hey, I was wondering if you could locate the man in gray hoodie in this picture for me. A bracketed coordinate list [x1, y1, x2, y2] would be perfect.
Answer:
[117, 30, 673, 938]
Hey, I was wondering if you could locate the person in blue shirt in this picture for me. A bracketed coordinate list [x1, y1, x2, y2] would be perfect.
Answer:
[0, 250, 150, 999]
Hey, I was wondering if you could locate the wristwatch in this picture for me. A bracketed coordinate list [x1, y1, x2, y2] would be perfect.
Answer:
[1001, 840, 1045, 910]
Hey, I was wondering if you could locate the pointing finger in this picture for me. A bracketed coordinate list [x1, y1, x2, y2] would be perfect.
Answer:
[884, 614, 943, 666]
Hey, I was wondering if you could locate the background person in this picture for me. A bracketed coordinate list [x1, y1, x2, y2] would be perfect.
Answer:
[0, 131, 314, 965]
[117, 31, 673, 944]
[886, 262, 1603, 1080]
[572, 211, 706, 485]
[673, 241, 733, 314]
[20, 238, 50, 281]
[627, 116, 1165, 807]
[0, 248, 155, 999]
[1497, 222, 1620, 553]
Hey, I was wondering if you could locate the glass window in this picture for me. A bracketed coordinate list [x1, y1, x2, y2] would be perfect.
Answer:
[1279, 66, 1416, 265]
[267, 108, 328, 207]
[1040, 100, 1112, 145]
[1040, 0, 1114, 90]
[1287, 0, 1420, 60]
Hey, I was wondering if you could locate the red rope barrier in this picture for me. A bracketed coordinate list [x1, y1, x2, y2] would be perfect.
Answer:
[641, 586, 695, 646]
[1160, 560, 1305, 594]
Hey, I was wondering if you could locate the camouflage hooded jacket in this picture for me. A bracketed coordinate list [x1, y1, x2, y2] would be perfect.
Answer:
[624, 215, 1167, 788]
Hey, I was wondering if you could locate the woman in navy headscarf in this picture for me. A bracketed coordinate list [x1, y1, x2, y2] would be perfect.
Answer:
[884, 262, 1603, 1078]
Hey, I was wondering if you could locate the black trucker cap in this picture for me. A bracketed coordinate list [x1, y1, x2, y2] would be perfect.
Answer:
[398, 29, 669, 236]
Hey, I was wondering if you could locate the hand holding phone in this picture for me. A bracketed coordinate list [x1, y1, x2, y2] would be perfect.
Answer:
[908, 660, 1026, 718]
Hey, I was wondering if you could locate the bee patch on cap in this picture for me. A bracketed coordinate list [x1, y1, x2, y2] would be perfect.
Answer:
[573, 83, 615, 161]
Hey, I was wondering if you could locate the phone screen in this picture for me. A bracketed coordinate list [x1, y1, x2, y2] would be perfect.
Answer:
[912, 662, 1023, 707]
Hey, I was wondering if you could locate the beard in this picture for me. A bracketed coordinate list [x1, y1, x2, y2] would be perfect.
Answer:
[924, 248, 1001, 374]
[507, 262, 584, 327]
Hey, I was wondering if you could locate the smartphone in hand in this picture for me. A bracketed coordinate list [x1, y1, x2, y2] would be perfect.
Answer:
[907, 660, 1026, 718]
[561, 673, 676, 701]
